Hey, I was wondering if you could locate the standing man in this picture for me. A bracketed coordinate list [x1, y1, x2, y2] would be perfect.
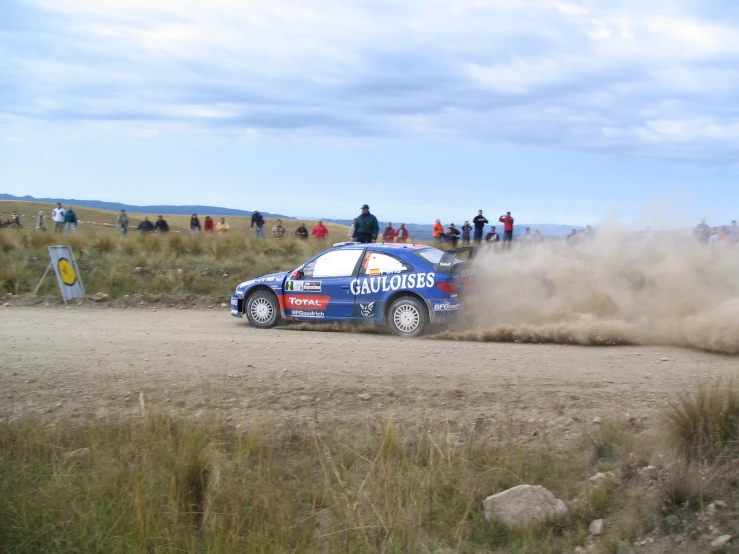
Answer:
[695, 218, 710, 244]
[499, 211, 514, 248]
[251, 210, 266, 239]
[353, 204, 379, 244]
[272, 219, 286, 239]
[731, 220, 738, 243]
[461, 221, 472, 246]
[137, 216, 155, 233]
[295, 222, 308, 239]
[64, 206, 78, 235]
[312, 220, 329, 240]
[154, 215, 169, 234]
[472, 210, 488, 245]
[117, 209, 129, 237]
[432, 219, 444, 245]
[382, 222, 397, 243]
[51, 203, 65, 233]
[396, 223, 409, 243]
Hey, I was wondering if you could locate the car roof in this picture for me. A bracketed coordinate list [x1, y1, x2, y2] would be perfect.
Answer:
[331, 242, 431, 251]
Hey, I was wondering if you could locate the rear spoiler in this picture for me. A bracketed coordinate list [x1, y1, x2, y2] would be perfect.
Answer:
[435, 246, 478, 275]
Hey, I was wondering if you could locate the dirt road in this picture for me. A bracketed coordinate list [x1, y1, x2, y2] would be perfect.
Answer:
[2, 307, 737, 443]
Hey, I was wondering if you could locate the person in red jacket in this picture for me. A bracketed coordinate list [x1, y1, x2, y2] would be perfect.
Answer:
[499, 211, 514, 248]
[396, 223, 409, 243]
[204, 216, 214, 234]
[382, 222, 397, 243]
[312, 220, 329, 240]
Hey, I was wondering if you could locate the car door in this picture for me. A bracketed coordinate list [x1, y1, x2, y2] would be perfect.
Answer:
[284, 248, 364, 320]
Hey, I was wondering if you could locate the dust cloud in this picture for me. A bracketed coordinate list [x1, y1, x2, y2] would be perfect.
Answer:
[436, 230, 739, 354]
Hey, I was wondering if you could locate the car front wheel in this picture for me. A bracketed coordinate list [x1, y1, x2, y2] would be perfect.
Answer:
[387, 296, 428, 338]
[245, 290, 281, 329]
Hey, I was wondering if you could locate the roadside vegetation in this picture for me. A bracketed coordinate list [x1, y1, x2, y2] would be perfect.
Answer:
[0, 221, 334, 298]
[2, 379, 739, 553]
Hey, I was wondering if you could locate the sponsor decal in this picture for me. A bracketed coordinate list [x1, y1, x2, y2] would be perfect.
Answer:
[231, 298, 238, 306]
[433, 302, 462, 311]
[359, 301, 375, 317]
[285, 295, 330, 309]
[286, 280, 322, 292]
[291, 310, 325, 318]
[350, 273, 435, 296]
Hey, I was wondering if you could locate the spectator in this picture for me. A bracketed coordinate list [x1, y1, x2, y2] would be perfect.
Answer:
[533, 230, 543, 243]
[353, 204, 379, 243]
[64, 206, 78, 235]
[272, 218, 287, 239]
[472, 210, 488, 245]
[348, 218, 358, 239]
[10, 211, 22, 228]
[396, 223, 409, 243]
[695, 218, 710, 243]
[446, 223, 460, 248]
[382, 222, 397, 243]
[583, 225, 594, 240]
[51, 203, 65, 233]
[190, 214, 201, 235]
[36, 211, 46, 231]
[117, 209, 129, 237]
[204, 216, 214, 234]
[461, 221, 472, 246]
[154, 215, 170, 234]
[216, 217, 230, 234]
[566, 228, 579, 244]
[520, 227, 533, 244]
[499, 211, 514, 248]
[137, 216, 155, 233]
[484, 226, 499, 244]
[295, 222, 308, 239]
[731, 220, 738, 243]
[718, 227, 732, 245]
[709, 227, 719, 245]
[312, 220, 329, 240]
[432, 219, 444, 245]
[251, 210, 266, 239]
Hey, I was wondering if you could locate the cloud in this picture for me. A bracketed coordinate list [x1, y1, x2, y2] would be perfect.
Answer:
[2, 0, 739, 161]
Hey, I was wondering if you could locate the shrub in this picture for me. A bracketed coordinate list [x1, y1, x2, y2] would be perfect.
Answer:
[666, 381, 739, 463]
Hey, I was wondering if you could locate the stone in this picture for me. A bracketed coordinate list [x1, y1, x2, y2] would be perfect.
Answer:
[711, 535, 732, 548]
[91, 293, 110, 302]
[299, 395, 313, 402]
[65, 448, 90, 460]
[358, 393, 372, 401]
[221, 303, 228, 308]
[574, 547, 586, 554]
[592, 417, 602, 424]
[638, 465, 658, 480]
[134, 267, 144, 273]
[589, 518, 605, 536]
[589, 471, 615, 486]
[482, 484, 568, 529]
[660, 357, 669, 361]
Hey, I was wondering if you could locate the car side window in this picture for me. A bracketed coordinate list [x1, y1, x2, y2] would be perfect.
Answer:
[302, 249, 363, 278]
[359, 252, 412, 276]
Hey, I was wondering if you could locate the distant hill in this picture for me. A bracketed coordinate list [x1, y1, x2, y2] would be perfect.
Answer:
[0, 194, 292, 219]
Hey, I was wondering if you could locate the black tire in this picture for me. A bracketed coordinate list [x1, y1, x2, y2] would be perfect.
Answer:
[387, 296, 428, 338]
[244, 290, 281, 329]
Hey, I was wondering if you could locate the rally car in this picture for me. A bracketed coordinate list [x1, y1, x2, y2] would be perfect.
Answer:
[231, 242, 473, 337]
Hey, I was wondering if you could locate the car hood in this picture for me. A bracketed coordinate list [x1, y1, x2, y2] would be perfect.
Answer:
[235, 271, 290, 294]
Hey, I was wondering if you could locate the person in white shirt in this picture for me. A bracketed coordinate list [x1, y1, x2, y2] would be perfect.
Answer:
[51, 203, 65, 233]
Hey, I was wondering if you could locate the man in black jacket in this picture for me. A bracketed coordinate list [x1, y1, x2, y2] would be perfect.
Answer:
[137, 216, 155, 233]
[472, 210, 488, 245]
[154, 215, 169, 234]
[353, 204, 379, 243]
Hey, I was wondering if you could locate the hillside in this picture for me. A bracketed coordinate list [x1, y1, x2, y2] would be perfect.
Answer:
[0, 200, 349, 238]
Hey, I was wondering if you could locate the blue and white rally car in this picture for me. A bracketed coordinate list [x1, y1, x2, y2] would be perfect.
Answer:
[231, 242, 473, 337]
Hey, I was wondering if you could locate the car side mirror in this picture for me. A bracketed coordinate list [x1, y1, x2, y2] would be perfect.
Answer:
[292, 269, 303, 279]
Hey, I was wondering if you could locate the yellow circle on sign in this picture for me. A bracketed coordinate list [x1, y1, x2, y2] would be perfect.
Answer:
[57, 258, 77, 286]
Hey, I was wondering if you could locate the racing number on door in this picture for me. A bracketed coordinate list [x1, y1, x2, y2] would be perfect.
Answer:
[57, 258, 77, 286]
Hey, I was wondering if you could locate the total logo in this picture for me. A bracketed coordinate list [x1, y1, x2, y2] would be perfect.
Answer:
[350, 273, 435, 295]
[286, 295, 330, 309]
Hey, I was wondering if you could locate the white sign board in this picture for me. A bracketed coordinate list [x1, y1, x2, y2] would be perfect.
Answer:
[48, 245, 85, 303]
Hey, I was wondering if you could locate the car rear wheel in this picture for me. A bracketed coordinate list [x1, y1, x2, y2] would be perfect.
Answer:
[245, 290, 281, 329]
[387, 296, 428, 338]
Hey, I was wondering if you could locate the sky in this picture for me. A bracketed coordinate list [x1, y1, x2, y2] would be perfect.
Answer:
[1, 0, 738, 226]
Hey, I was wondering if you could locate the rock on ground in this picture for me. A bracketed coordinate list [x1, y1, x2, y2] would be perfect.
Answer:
[482, 484, 568, 529]
[589, 518, 605, 536]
